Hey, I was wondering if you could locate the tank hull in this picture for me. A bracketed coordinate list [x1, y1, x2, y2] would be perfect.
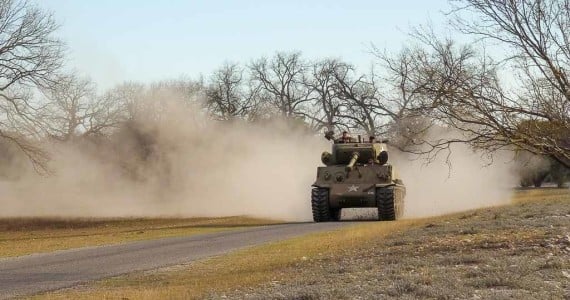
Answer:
[312, 164, 406, 221]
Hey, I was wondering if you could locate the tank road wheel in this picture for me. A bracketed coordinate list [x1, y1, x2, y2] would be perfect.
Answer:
[311, 188, 339, 222]
[376, 187, 404, 221]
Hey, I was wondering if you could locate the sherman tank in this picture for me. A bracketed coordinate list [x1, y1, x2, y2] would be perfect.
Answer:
[311, 135, 405, 222]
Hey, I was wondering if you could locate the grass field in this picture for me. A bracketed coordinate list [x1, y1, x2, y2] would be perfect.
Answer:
[37, 188, 570, 299]
[0, 216, 279, 258]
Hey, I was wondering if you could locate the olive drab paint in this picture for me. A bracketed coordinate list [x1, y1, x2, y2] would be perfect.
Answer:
[311, 140, 406, 222]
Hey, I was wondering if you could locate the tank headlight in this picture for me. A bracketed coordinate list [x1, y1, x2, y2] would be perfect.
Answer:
[321, 151, 332, 165]
[335, 174, 344, 182]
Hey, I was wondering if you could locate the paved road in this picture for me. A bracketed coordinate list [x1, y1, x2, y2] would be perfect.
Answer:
[0, 222, 351, 299]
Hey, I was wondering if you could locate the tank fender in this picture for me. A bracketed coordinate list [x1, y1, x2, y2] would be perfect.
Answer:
[312, 183, 331, 188]
[375, 183, 397, 188]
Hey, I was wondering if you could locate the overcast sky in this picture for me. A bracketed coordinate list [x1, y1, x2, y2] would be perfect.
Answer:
[40, 0, 451, 89]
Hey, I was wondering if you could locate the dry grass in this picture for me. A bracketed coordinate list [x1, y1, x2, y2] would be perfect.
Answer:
[0, 216, 279, 258]
[36, 188, 570, 299]
[37, 219, 428, 300]
[513, 187, 570, 203]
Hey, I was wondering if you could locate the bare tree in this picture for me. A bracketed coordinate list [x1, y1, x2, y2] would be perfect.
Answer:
[206, 63, 258, 120]
[451, 0, 570, 167]
[383, 34, 522, 156]
[41, 74, 125, 141]
[369, 44, 469, 149]
[249, 52, 311, 118]
[333, 65, 397, 137]
[149, 78, 204, 105]
[300, 56, 424, 138]
[379, 0, 570, 167]
[300, 59, 349, 131]
[0, 0, 62, 92]
[103, 82, 146, 122]
[42, 74, 94, 141]
[371, 46, 432, 119]
[0, 0, 63, 170]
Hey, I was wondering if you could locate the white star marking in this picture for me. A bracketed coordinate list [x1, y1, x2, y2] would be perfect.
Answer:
[348, 185, 359, 192]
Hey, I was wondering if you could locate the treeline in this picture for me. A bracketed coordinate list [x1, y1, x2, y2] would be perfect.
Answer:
[0, 0, 569, 174]
[515, 152, 570, 188]
[38, 52, 417, 140]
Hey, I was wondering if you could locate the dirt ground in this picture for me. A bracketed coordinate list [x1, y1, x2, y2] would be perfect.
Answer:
[208, 189, 570, 300]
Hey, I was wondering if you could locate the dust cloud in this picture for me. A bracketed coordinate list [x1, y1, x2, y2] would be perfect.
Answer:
[0, 95, 326, 221]
[342, 142, 516, 220]
[393, 140, 517, 218]
[0, 93, 517, 221]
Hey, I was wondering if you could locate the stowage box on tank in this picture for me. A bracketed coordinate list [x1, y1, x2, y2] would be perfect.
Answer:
[311, 138, 405, 222]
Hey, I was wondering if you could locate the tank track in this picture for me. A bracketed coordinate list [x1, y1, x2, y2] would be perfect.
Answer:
[311, 188, 341, 222]
[376, 186, 405, 221]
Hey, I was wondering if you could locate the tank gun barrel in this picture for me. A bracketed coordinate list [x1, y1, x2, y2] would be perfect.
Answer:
[345, 152, 359, 172]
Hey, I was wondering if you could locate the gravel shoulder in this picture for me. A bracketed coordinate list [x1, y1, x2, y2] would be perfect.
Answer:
[218, 188, 570, 300]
